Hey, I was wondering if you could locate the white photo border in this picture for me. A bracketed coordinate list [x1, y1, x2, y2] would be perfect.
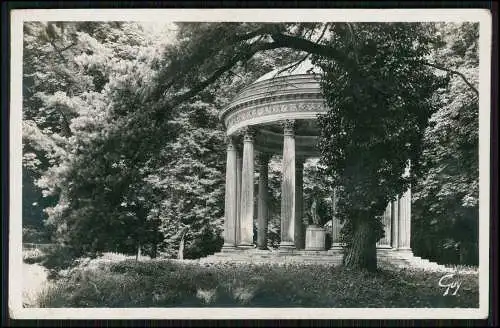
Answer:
[9, 8, 493, 320]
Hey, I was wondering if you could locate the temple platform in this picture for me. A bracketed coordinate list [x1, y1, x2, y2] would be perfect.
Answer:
[199, 248, 454, 272]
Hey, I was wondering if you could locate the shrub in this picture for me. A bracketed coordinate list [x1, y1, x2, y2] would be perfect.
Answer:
[23, 249, 46, 264]
[41, 245, 79, 277]
[23, 226, 50, 244]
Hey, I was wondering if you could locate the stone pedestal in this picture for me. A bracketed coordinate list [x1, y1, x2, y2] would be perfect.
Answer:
[305, 225, 326, 251]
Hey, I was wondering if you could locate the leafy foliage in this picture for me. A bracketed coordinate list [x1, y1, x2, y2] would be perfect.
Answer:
[314, 23, 449, 270]
[412, 23, 479, 265]
[22, 21, 170, 259]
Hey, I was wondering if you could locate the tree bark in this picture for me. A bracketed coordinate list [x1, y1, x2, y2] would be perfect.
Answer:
[152, 243, 157, 259]
[343, 218, 378, 271]
[178, 230, 187, 260]
[136, 243, 141, 262]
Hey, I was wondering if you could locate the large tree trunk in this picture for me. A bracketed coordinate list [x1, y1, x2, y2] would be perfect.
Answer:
[178, 234, 185, 260]
[343, 218, 378, 271]
[152, 243, 157, 259]
[136, 243, 142, 262]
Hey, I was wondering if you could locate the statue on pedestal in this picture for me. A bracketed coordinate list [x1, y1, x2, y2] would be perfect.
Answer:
[310, 198, 320, 226]
[305, 198, 326, 251]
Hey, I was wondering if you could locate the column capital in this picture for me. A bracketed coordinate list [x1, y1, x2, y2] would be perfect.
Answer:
[225, 135, 236, 151]
[241, 126, 256, 142]
[403, 159, 411, 178]
[281, 119, 296, 136]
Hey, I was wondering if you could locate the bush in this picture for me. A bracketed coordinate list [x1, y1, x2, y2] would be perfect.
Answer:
[41, 245, 79, 277]
[23, 226, 50, 244]
[38, 260, 479, 308]
[23, 249, 46, 264]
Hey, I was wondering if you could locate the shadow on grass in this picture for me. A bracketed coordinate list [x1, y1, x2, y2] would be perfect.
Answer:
[37, 259, 479, 308]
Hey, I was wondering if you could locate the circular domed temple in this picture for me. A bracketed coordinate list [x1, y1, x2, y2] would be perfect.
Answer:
[213, 59, 437, 269]
[221, 59, 326, 158]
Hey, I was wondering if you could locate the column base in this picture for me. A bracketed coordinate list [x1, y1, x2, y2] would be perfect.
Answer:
[328, 242, 345, 255]
[237, 244, 255, 250]
[221, 244, 238, 252]
[279, 241, 296, 252]
[393, 247, 413, 253]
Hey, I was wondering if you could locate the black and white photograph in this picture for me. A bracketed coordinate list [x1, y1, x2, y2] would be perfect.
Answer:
[8, 8, 492, 320]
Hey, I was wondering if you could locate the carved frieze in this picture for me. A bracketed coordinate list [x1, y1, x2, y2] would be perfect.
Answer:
[225, 100, 327, 134]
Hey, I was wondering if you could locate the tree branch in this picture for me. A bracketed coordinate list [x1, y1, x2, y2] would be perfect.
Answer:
[167, 41, 281, 109]
[271, 23, 330, 77]
[270, 32, 353, 66]
[274, 53, 311, 78]
[48, 39, 66, 62]
[315, 23, 330, 44]
[56, 107, 73, 137]
[59, 41, 78, 52]
[160, 32, 353, 110]
[423, 62, 479, 97]
[233, 26, 273, 42]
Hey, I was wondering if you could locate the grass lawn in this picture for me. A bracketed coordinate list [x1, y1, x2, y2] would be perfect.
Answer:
[23, 262, 52, 308]
[36, 259, 479, 308]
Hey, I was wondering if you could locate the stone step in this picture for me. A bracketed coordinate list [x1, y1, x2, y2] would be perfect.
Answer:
[198, 250, 452, 272]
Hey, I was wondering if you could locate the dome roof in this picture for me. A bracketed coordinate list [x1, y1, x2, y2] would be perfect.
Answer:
[220, 56, 328, 152]
[226, 58, 323, 108]
[253, 58, 322, 83]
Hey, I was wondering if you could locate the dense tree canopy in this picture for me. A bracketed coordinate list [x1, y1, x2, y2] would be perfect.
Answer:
[412, 23, 479, 265]
[22, 21, 170, 257]
[313, 23, 449, 270]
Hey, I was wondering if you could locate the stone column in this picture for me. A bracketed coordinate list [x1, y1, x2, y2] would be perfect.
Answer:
[257, 153, 270, 250]
[398, 189, 412, 250]
[280, 119, 296, 250]
[398, 161, 412, 250]
[235, 146, 243, 245]
[377, 202, 392, 248]
[330, 187, 343, 249]
[391, 196, 400, 249]
[294, 158, 305, 250]
[239, 127, 255, 248]
[222, 136, 237, 250]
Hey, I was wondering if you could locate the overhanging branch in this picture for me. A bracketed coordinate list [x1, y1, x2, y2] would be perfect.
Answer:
[270, 32, 353, 66]
[163, 32, 353, 109]
[423, 62, 479, 97]
[168, 41, 281, 108]
[161, 30, 475, 114]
